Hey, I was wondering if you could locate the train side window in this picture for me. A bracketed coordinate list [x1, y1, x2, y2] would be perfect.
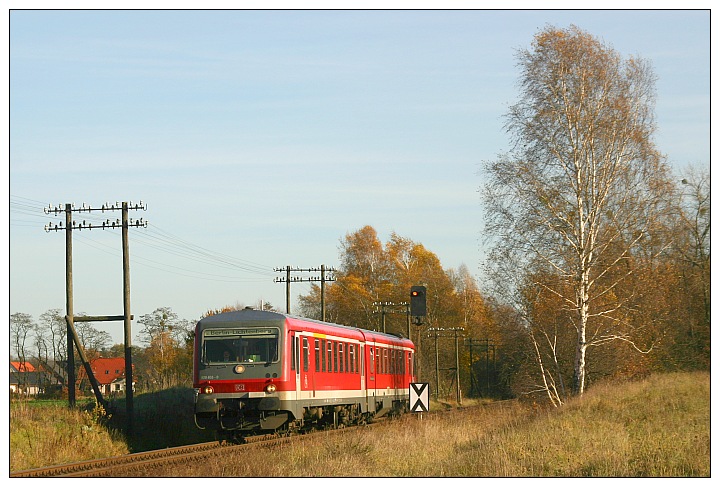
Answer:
[291, 334, 296, 371]
[339, 343, 344, 373]
[345, 343, 350, 373]
[370, 347, 374, 374]
[384, 348, 388, 374]
[353, 344, 358, 373]
[321, 339, 326, 372]
[302, 337, 309, 372]
[333, 342, 340, 372]
[349, 344, 355, 373]
[314, 339, 321, 372]
[327, 340, 332, 373]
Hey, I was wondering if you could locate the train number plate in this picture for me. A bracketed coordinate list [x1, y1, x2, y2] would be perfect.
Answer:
[234, 384, 245, 391]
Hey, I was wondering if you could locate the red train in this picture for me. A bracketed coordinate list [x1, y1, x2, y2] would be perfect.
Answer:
[193, 308, 415, 441]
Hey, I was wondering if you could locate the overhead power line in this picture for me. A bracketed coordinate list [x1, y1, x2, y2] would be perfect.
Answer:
[11, 195, 276, 283]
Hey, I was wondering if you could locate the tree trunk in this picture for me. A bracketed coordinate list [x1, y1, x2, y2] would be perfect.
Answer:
[573, 274, 590, 395]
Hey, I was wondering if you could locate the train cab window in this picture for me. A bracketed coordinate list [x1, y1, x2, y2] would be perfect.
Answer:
[302, 337, 309, 372]
[202, 328, 279, 365]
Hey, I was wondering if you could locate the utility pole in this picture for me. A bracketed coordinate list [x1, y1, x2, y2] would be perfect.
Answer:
[274, 265, 336, 318]
[45, 201, 147, 438]
[427, 327, 465, 404]
[372, 302, 409, 335]
[466, 338, 495, 397]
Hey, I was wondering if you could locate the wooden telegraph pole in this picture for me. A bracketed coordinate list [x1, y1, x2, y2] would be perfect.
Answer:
[274, 266, 336, 318]
[45, 201, 147, 438]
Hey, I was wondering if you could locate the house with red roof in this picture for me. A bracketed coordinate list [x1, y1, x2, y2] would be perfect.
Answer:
[10, 361, 44, 395]
[78, 357, 135, 395]
[10, 361, 35, 373]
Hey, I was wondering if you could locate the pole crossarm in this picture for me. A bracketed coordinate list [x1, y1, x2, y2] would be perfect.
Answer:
[44, 201, 148, 232]
[274, 265, 337, 317]
[44, 201, 147, 214]
[72, 315, 134, 322]
[372, 301, 409, 313]
[427, 327, 465, 338]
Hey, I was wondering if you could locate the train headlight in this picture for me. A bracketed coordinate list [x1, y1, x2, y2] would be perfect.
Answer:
[201, 385, 214, 395]
[234, 365, 245, 374]
[264, 383, 277, 394]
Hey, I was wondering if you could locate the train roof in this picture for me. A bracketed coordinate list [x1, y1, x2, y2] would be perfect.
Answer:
[197, 308, 413, 345]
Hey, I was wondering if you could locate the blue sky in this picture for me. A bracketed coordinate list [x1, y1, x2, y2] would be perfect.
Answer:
[7, 8, 711, 345]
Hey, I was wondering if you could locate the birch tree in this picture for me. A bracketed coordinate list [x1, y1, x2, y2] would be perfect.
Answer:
[483, 25, 674, 397]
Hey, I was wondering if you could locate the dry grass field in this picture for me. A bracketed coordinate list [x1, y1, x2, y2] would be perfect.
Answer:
[10, 371, 710, 476]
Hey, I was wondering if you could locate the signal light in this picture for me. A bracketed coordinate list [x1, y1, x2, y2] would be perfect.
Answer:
[410, 286, 427, 316]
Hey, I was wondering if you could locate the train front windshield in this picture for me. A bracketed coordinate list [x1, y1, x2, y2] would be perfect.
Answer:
[201, 327, 279, 364]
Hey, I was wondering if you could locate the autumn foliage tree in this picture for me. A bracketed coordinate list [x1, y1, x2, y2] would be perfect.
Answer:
[483, 25, 677, 402]
[136, 307, 194, 389]
[297, 225, 499, 397]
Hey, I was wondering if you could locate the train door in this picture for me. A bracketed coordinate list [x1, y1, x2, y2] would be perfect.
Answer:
[291, 332, 300, 402]
[367, 343, 377, 408]
[393, 347, 401, 393]
[359, 344, 365, 393]
[301, 335, 310, 396]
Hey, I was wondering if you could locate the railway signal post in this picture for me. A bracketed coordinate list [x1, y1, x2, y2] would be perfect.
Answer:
[410, 285, 427, 383]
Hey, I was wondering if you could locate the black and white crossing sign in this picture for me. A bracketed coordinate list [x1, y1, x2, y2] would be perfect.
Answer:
[409, 382, 430, 413]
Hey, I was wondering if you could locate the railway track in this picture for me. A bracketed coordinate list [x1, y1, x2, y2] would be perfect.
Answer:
[10, 420, 381, 477]
[10, 441, 229, 478]
[11, 400, 517, 477]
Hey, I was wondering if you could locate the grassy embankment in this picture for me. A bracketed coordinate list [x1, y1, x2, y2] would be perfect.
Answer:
[10, 388, 214, 471]
[10, 371, 710, 476]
